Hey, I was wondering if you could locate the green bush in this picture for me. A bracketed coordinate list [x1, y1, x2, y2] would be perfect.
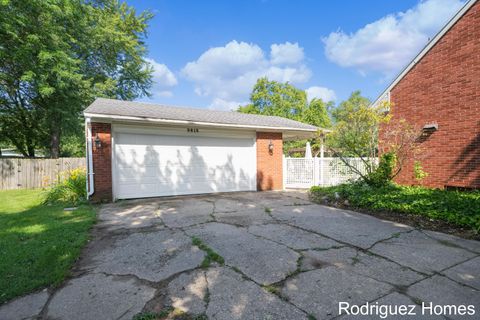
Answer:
[310, 183, 480, 233]
[44, 168, 87, 205]
[413, 161, 428, 181]
[366, 152, 396, 186]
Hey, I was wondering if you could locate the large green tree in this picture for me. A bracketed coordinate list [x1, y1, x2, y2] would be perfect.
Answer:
[238, 77, 307, 121]
[303, 98, 332, 128]
[331, 90, 371, 123]
[238, 78, 332, 128]
[238, 78, 332, 156]
[0, 0, 153, 158]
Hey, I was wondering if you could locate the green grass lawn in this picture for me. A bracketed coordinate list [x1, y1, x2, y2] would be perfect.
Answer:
[310, 183, 480, 234]
[0, 189, 96, 304]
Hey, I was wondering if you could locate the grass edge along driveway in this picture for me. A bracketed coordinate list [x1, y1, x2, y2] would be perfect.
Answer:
[0, 189, 96, 304]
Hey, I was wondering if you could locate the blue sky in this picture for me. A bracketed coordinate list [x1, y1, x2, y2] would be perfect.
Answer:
[127, 0, 466, 110]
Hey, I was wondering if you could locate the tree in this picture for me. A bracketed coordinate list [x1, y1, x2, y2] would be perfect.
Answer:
[326, 90, 391, 185]
[303, 98, 332, 128]
[0, 0, 153, 158]
[238, 77, 307, 120]
[327, 99, 389, 179]
[378, 118, 424, 181]
[327, 92, 423, 186]
[331, 90, 371, 123]
[238, 78, 333, 156]
[238, 78, 332, 128]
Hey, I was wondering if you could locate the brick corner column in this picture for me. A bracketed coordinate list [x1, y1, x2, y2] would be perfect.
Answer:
[90, 122, 112, 202]
[256, 132, 283, 191]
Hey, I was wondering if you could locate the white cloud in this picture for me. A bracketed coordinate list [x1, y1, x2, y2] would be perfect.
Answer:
[146, 58, 177, 98]
[182, 40, 312, 108]
[156, 91, 173, 98]
[270, 42, 304, 65]
[323, 0, 465, 75]
[208, 98, 246, 111]
[306, 86, 336, 103]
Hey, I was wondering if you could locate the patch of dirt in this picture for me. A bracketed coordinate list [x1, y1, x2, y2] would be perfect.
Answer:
[319, 202, 480, 241]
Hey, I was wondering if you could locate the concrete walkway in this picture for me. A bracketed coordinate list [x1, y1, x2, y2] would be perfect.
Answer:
[1, 191, 479, 320]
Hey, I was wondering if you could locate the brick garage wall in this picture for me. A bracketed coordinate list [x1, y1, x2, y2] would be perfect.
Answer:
[383, 1, 479, 189]
[90, 122, 112, 202]
[256, 132, 283, 191]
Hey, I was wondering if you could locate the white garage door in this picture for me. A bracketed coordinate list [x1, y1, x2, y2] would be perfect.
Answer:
[113, 125, 257, 199]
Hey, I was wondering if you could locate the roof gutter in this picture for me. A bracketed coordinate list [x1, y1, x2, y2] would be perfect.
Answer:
[83, 112, 321, 133]
[371, 0, 477, 107]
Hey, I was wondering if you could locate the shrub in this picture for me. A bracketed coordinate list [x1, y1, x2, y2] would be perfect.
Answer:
[44, 168, 87, 205]
[366, 152, 396, 186]
[413, 161, 428, 182]
[310, 183, 480, 233]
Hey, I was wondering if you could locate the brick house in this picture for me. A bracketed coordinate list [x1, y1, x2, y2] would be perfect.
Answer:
[83, 98, 318, 202]
[374, 0, 479, 189]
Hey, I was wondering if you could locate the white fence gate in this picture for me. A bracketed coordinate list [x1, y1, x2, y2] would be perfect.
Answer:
[284, 157, 375, 188]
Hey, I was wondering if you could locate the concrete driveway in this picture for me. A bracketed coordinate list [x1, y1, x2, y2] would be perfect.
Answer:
[1, 191, 480, 320]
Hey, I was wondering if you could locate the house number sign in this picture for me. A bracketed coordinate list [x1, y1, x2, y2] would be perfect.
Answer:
[187, 128, 199, 133]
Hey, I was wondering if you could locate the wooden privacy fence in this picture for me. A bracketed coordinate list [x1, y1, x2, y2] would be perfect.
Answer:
[0, 158, 86, 190]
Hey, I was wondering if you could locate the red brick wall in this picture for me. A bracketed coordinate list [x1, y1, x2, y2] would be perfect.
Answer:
[90, 122, 112, 202]
[256, 132, 283, 191]
[384, 1, 479, 189]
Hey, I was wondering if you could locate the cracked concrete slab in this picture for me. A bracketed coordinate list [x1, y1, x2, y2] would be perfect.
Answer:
[407, 275, 480, 320]
[370, 230, 477, 274]
[46, 273, 155, 320]
[89, 230, 205, 282]
[186, 222, 300, 284]
[206, 267, 307, 320]
[98, 202, 163, 231]
[0, 290, 49, 320]
[5, 192, 477, 320]
[233, 191, 311, 208]
[213, 197, 260, 213]
[282, 267, 393, 319]
[301, 247, 424, 286]
[214, 207, 274, 226]
[272, 204, 412, 249]
[167, 270, 207, 315]
[248, 223, 340, 250]
[422, 230, 480, 254]
[442, 256, 480, 290]
[157, 199, 214, 228]
[281, 190, 310, 201]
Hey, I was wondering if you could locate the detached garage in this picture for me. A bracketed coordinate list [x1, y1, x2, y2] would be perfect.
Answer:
[84, 98, 318, 202]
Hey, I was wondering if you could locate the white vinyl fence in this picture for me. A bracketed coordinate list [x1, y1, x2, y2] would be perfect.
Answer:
[284, 157, 376, 188]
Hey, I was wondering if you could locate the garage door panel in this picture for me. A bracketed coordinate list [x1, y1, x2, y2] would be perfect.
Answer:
[116, 132, 253, 148]
[114, 129, 256, 199]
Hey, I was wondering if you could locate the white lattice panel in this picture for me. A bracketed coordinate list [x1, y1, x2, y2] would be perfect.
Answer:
[284, 157, 377, 188]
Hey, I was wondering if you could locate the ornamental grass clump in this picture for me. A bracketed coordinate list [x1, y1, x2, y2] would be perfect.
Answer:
[44, 168, 87, 205]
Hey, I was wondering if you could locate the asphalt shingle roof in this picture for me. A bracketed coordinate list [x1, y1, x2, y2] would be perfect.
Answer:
[84, 98, 318, 131]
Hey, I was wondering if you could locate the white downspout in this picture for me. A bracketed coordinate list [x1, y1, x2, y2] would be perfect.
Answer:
[85, 118, 95, 198]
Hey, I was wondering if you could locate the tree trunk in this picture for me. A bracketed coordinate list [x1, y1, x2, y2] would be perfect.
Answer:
[50, 128, 60, 159]
[27, 144, 35, 158]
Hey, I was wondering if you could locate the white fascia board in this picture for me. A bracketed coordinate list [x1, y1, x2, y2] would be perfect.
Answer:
[371, 0, 477, 107]
[83, 112, 319, 133]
